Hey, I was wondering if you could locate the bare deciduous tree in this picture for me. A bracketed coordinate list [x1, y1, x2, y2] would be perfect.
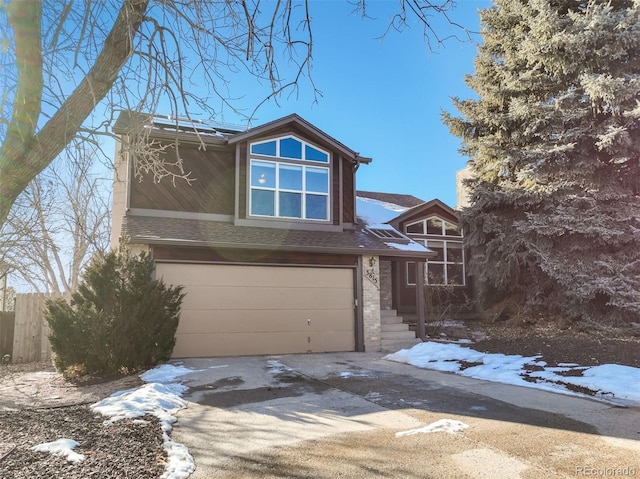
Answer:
[0, 0, 463, 228]
[0, 144, 110, 293]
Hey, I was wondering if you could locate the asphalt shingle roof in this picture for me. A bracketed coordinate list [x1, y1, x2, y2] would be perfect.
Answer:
[356, 191, 425, 209]
[122, 215, 432, 259]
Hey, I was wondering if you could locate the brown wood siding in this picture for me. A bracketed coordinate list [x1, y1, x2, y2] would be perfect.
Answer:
[130, 143, 235, 214]
[342, 159, 355, 223]
[332, 154, 341, 225]
[153, 245, 358, 267]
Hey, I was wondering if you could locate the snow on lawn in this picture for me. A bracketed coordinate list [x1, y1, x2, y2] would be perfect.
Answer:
[90, 363, 203, 479]
[385, 341, 640, 407]
[31, 439, 86, 463]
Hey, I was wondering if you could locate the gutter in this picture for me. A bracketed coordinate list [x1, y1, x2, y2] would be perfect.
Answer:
[131, 237, 435, 261]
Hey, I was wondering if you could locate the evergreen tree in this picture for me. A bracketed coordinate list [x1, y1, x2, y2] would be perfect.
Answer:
[444, 0, 640, 325]
[46, 247, 184, 376]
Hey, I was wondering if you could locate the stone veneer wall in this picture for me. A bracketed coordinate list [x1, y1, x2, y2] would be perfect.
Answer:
[379, 260, 393, 311]
[362, 255, 381, 352]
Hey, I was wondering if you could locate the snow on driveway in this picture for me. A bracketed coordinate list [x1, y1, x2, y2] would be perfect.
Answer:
[384, 341, 640, 406]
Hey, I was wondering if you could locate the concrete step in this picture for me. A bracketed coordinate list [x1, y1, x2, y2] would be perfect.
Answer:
[380, 330, 417, 341]
[381, 323, 410, 332]
[381, 315, 405, 325]
[380, 310, 405, 324]
[381, 338, 422, 353]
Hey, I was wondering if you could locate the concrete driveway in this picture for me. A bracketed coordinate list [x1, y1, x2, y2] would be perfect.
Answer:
[171, 352, 640, 478]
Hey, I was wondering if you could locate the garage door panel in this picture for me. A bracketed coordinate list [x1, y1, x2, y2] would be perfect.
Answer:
[155, 263, 356, 357]
[173, 331, 355, 358]
[158, 264, 351, 289]
[173, 309, 355, 334]
[183, 285, 354, 311]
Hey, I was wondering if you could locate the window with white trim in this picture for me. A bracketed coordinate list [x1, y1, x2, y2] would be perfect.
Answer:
[405, 216, 465, 286]
[405, 217, 462, 236]
[249, 136, 330, 220]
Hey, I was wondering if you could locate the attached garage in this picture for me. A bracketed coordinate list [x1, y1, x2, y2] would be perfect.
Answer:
[155, 263, 356, 357]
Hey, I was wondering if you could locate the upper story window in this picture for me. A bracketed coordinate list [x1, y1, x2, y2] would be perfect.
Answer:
[249, 136, 330, 221]
[405, 217, 461, 236]
[405, 215, 465, 286]
[251, 136, 329, 163]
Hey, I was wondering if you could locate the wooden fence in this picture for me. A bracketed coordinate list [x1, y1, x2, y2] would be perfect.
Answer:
[11, 293, 69, 364]
[0, 311, 14, 359]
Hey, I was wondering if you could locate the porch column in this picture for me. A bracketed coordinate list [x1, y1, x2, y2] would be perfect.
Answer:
[416, 260, 426, 340]
[361, 255, 381, 352]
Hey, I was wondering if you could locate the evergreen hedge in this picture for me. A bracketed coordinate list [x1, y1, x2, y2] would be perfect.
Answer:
[45, 248, 184, 376]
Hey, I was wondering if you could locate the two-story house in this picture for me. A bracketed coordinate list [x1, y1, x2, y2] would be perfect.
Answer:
[111, 112, 448, 357]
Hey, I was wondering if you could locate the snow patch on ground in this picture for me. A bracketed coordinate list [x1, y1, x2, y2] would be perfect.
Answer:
[396, 419, 469, 436]
[139, 364, 196, 383]
[385, 342, 640, 406]
[31, 439, 85, 463]
[338, 370, 377, 379]
[89, 363, 202, 479]
[266, 359, 295, 375]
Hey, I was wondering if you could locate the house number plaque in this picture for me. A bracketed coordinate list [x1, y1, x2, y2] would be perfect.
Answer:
[364, 256, 379, 290]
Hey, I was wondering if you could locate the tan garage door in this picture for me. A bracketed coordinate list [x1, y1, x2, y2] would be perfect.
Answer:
[155, 263, 356, 357]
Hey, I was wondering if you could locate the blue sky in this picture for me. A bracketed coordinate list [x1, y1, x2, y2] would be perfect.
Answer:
[220, 0, 491, 207]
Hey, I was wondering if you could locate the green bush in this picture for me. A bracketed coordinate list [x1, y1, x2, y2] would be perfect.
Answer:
[45, 248, 184, 377]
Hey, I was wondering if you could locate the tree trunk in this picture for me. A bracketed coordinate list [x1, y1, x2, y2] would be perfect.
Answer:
[0, 0, 150, 227]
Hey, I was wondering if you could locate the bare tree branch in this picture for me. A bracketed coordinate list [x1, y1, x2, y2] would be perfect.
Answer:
[0, 0, 466, 230]
[0, 0, 149, 226]
[0, 145, 110, 293]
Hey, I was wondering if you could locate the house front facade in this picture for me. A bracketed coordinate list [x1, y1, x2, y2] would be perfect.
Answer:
[356, 193, 469, 322]
[111, 112, 435, 357]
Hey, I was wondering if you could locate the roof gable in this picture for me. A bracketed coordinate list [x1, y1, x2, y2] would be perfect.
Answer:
[389, 199, 458, 229]
[228, 114, 371, 164]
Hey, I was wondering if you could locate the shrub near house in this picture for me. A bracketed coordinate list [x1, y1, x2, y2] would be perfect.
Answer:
[45, 248, 184, 377]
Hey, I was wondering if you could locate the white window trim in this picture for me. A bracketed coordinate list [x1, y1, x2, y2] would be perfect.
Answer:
[424, 239, 466, 286]
[404, 229, 466, 286]
[249, 158, 330, 221]
[405, 216, 463, 237]
[250, 135, 330, 163]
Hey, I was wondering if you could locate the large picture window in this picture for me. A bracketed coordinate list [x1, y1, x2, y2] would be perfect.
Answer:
[249, 136, 330, 221]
